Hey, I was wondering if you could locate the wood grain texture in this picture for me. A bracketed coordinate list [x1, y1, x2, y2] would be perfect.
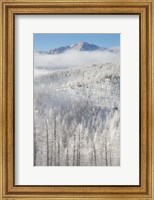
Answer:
[0, 0, 153, 199]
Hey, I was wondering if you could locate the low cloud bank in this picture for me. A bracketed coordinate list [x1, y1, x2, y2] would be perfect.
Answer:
[34, 49, 120, 69]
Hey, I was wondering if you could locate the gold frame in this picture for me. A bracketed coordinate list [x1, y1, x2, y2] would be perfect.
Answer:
[0, 0, 153, 199]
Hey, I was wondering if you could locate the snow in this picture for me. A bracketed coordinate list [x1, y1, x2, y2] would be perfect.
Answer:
[34, 49, 120, 166]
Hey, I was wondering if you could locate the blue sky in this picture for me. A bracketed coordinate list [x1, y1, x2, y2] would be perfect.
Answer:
[34, 33, 120, 51]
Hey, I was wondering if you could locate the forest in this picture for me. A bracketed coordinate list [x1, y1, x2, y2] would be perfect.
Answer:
[34, 61, 120, 166]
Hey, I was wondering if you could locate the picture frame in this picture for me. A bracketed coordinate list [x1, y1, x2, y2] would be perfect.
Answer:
[0, 0, 153, 199]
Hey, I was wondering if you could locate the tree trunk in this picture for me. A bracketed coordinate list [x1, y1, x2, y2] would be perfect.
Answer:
[50, 134, 53, 166]
[109, 145, 112, 166]
[34, 125, 37, 166]
[73, 134, 76, 166]
[92, 142, 97, 166]
[65, 146, 69, 166]
[57, 139, 60, 166]
[77, 132, 81, 166]
[45, 120, 49, 166]
[90, 151, 93, 166]
[54, 115, 57, 165]
[105, 138, 108, 166]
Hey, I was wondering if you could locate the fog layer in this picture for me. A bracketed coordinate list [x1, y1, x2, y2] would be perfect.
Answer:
[34, 49, 119, 69]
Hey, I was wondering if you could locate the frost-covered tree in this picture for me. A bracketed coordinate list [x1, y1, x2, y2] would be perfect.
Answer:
[34, 61, 120, 166]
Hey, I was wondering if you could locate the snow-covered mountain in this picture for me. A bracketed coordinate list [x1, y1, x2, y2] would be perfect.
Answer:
[70, 42, 100, 51]
[49, 46, 71, 54]
[49, 42, 102, 54]
[35, 42, 120, 56]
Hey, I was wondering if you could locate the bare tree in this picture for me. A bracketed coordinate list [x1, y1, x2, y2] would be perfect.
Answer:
[77, 130, 81, 166]
[53, 114, 57, 165]
[73, 133, 76, 166]
[92, 140, 97, 166]
[34, 124, 37, 166]
[65, 145, 69, 166]
[104, 130, 108, 166]
[45, 119, 50, 166]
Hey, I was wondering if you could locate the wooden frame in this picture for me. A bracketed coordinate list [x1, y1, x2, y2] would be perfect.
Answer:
[0, 0, 153, 199]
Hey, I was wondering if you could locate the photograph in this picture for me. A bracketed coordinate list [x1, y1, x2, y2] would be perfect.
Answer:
[33, 33, 120, 166]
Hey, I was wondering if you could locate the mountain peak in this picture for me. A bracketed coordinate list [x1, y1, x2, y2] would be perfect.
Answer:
[49, 42, 101, 54]
[71, 42, 100, 51]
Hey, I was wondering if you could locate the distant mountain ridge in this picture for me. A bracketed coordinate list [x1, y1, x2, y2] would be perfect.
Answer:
[48, 42, 107, 54]
[35, 42, 119, 55]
